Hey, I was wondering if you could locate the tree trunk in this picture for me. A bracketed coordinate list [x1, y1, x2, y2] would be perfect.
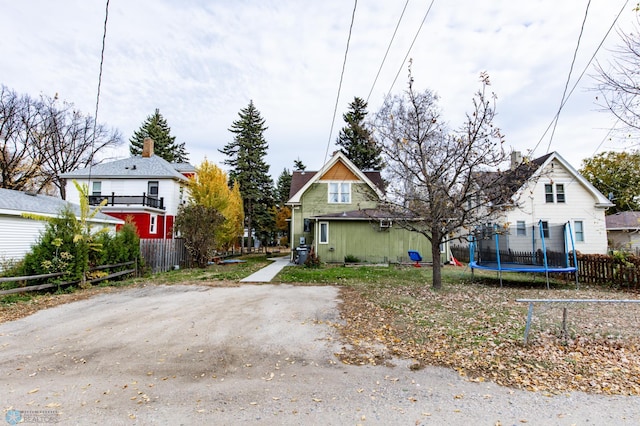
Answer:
[431, 235, 442, 290]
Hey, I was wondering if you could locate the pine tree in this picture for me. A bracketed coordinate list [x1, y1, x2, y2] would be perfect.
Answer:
[275, 168, 292, 205]
[219, 101, 274, 250]
[293, 158, 306, 171]
[130, 108, 189, 163]
[336, 97, 383, 170]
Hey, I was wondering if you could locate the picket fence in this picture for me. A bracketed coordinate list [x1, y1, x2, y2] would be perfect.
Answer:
[451, 245, 640, 290]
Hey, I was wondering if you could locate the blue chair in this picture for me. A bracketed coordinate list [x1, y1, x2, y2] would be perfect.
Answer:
[408, 250, 422, 267]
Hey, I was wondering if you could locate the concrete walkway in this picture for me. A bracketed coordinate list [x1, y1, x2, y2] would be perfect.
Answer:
[239, 256, 293, 283]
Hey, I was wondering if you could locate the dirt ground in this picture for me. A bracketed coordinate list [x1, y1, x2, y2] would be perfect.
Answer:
[2, 284, 640, 425]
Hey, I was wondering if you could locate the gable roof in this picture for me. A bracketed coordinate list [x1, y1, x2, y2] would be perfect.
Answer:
[0, 188, 123, 224]
[606, 211, 640, 230]
[496, 151, 613, 208]
[287, 151, 385, 204]
[60, 155, 190, 182]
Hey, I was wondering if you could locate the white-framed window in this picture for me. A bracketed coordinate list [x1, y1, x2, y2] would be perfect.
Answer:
[516, 221, 526, 236]
[544, 183, 566, 203]
[328, 182, 351, 204]
[319, 222, 329, 244]
[92, 181, 102, 196]
[556, 184, 565, 203]
[574, 220, 584, 242]
[149, 214, 157, 234]
[148, 181, 159, 199]
[545, 184, 554, 203]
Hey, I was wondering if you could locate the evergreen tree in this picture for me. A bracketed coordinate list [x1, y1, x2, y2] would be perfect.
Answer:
[219, 100, 274, 250]
[275, 168, 292, 205]
[336, 97, 383, 170]
[293, 158, 306, 171]
[129, 108, 189, 163]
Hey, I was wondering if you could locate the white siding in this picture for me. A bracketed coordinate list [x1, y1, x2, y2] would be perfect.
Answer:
[65, 178, 186, 216]
[0, 216, 47, 268]
[506, 160, 609, 254]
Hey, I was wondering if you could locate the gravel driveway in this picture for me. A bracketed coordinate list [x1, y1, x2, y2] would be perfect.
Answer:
[1, 284, 639, 425]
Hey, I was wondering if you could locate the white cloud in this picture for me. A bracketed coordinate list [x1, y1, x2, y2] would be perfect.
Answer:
[0, 0, 635, 178]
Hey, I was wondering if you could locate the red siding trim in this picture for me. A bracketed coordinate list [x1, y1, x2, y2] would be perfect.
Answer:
[103, 212, 175, 239]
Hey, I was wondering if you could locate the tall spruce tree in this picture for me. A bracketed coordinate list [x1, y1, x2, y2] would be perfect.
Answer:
[130, 108, 189, 163]
[336, 96, 383, 170]
[275, 168, 292, 205]
[219, 100, 274, 250]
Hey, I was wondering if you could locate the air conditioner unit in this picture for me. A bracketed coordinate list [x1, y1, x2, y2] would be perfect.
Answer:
[379, 219, 392, 229]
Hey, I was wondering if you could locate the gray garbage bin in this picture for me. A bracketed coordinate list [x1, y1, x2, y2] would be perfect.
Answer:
[296, 247, 308, 265]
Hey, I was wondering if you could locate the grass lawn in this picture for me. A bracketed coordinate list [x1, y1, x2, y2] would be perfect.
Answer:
[277, 263, 640, 395]
[2, 257, 639, 395]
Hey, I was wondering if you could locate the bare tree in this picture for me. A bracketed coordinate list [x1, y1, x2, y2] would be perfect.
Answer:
[594, 17, 640, 136]
[0, 86, 48, 192]
[39, 95, 122, 199]
[372, 71, 509, 290]
[0, 85, 123, 198]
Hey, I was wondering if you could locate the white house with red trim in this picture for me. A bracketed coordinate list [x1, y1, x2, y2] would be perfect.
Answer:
[60, 139, 194, 239]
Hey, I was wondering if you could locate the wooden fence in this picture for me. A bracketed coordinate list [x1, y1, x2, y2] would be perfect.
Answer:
[451, 245, 640, 290]
[0, 261, 137, 295]
[139, 238, 193, 273]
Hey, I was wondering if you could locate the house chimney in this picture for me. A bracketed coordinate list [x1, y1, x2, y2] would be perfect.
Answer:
[142, 138, 154, 158]
[510, 151, 523, 170]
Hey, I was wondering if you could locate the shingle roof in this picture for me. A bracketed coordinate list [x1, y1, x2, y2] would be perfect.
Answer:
[59, 155, 189, 181]
[0, 188, 122, 223]
[606, 211, 640, 230]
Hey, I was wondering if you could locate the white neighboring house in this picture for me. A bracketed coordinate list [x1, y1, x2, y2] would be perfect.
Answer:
[59, 139, 194, 239]
[0, 188, 124, 269]
[499, 151, 614, 254]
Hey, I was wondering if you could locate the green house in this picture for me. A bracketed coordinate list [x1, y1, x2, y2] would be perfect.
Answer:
[287, 152, 443, 264]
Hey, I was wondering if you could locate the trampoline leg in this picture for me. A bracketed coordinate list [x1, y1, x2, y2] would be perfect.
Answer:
[499, 271, 503, 288]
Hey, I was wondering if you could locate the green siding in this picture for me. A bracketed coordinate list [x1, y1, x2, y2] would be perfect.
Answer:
[316, 220, 435, 264]
[290, 179, 447, 264]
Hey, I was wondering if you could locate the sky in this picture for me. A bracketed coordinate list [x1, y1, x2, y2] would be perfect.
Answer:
[1, 0, 637, 180]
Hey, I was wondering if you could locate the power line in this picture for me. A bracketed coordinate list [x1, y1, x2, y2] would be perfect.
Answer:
[385, 0, 436, 97]
[531, 0, 628, 156]
[324, 0, 358, 165]
[88, 0, 110, 186]
[544, 0, 592, 154]
[365, 0, 410, 104]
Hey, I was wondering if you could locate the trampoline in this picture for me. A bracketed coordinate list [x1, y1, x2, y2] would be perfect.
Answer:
[468, 221, 578, 288]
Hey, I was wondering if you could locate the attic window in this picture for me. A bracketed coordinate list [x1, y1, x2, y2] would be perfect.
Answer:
[328, 182, 350, 204]
[545, 183, 565, 203]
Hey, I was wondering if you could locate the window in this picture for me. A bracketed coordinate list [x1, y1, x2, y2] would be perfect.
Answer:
[149, 214, 157, 234]
[545, 183, 566, 203]
[574, 220, 584, 242]
[516, 221, 526, 236]
[148, 181, 159, 198]
[541, 221, 549, 238]
[92, 181, 102, 196]
[556, 184, 565, 203]
[319, 222, 328, 244]
[328, 182, 350, 204]
[545, 184, 554, 203]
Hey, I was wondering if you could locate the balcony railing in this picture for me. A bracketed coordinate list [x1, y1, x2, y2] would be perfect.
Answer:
[89, 193, 165, 210]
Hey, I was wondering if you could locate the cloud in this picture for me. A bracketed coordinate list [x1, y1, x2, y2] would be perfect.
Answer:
[0, 0, 635, 177]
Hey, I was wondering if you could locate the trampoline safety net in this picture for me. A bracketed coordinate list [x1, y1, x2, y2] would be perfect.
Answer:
[473, 222, 572, 268]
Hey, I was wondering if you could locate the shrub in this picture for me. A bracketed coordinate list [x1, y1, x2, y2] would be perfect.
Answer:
[344, 254, 360, 263]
